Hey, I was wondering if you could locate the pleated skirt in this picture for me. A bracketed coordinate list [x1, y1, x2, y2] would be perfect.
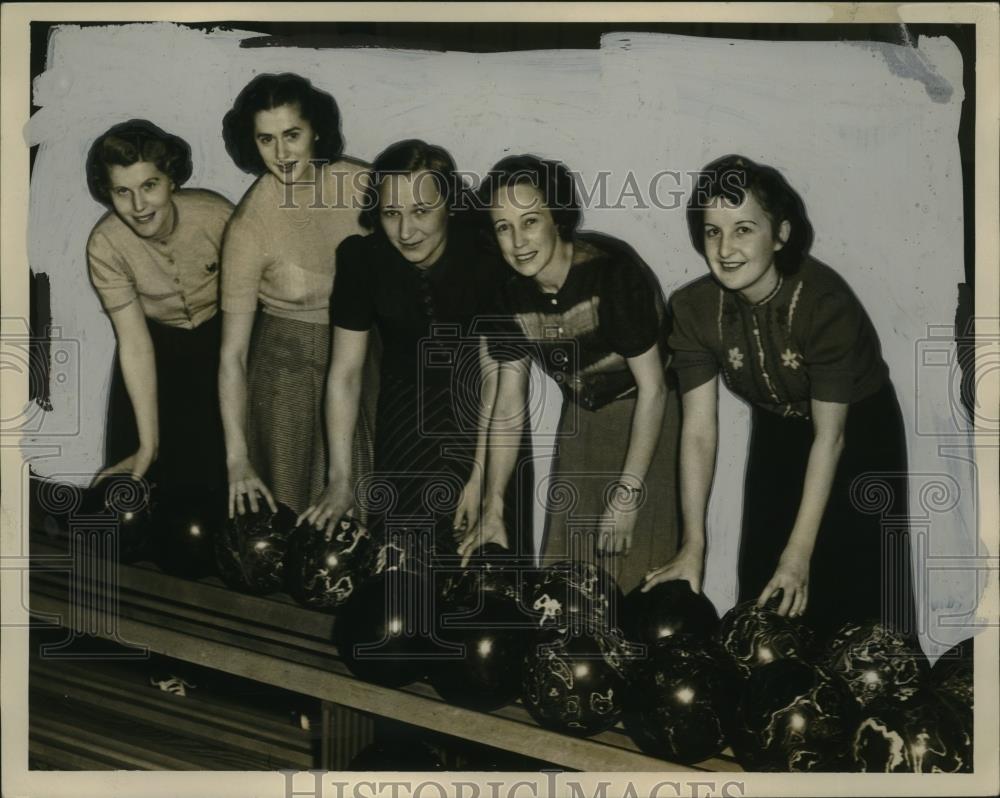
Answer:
[739, 382, 916, 639]
[246, 312, 375, 516]
[540, 382, 682, 594]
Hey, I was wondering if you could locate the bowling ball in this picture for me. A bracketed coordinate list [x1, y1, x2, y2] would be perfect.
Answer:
[78, 476, 157, 563]
[717, 596, 814, 679]
[736, 658, 856, 772]
[850, 691, 972, 773]
[625, 637, 740, 765]
[154, 487, 225, 578]
[430, 593, 530, 712]
[214, 502, 297, 594]
[522, 625, 633, 737]
[933, 638, 974, 718]
[349, 738, 444, 771]
[527, 560, 625, 633]
[371, 527, 436, 578]
[286, 516, 375, 611]
[440, 543, 522, 609]
[334, 568, 435, 687]
[824, 619, 929, 709]
[623, 579, 720, 646]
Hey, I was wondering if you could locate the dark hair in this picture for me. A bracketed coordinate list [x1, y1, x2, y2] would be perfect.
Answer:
[85, 120, 192, 205]
[221, 73, 344, 175]
[477, 154, 582, 241]
[359, 139, 466, 231]
[686, 154, 814, 274]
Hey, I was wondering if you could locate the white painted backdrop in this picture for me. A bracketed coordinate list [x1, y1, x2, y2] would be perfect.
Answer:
[24, 23, 979, 656]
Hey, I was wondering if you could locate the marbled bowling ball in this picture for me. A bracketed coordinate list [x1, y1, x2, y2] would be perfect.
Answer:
[213, 502, 297, 594]
[850, 691, 972, 773]
[371, 528, 437, 579]
[527, 560, 625, 633]
[623, 579, 720, 645]
[154, 486, 225, 578]
[735, 658, 856, 772]
[626, 637, 740, 765]
[824, 620, 929, 709]
[932, 638, 974, 718]
[286, 516, 374, 611]
[79, 476, 157, 563]
[440, 542, 522, 609]
[522, 625, 633, 737]
[334, 568, 434, 688]
[717, 595, 813, 679]
[430, 592, 530, 712]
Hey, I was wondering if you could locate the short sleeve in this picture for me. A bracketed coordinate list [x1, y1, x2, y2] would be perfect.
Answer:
[805, 289, 863, 403]
[220, 203, 268, 314]
[598, 254, 662, 358]
[330, 235, 375, 331]
[667, 289, 719, 394]
[87, 230, 137, 314]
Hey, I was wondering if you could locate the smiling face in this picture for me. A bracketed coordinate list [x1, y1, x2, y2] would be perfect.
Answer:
[378, 170, 449, 268]
[107, 161, 176, 240]
[489, 181, 572, 291]
[702, 190, 790, 303]
[253, 103, 317, 184]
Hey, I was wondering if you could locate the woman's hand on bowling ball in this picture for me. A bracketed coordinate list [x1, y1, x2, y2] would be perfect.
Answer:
[227, 458, 277, 518]
[757, 547, 810, 618]
[458, 506, 507, 566]
[452, 478, 482, 541]
[596, 507, 636, 556]
[298, 478, 353, 534]
[92, 446, 157, 486]
[641, 544, 705, 593]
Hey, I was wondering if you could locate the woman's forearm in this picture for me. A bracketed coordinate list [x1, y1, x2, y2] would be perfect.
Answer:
[786, 429, 845, 557]
[619, 381, 666, 490]
[677, 380, 720, 553]
[482, 361, 528, 515]
[473, 340, 500, 481]
[218, 311, 253, 465]
[326, 367, 362, 482]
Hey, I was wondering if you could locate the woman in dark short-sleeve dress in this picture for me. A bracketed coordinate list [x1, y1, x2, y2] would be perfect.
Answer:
[463, 154, 680, 594]
[85, 120, 232, 493]
[645, 154, 915, 638]
[299, 140, 533, 561]
[218, 73, 376, 518]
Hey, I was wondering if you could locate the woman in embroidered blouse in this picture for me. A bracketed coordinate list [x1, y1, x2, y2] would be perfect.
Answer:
[298, 140, 533, 560]
[645, 154, 915, 636]
[86, 120, 233, 492]
[461, 154, 680, 594]
[219, 73, 375, 518]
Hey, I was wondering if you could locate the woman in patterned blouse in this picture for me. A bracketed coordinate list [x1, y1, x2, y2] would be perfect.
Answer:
[645, 154, 915, 637]
[462, 155, 680, 594]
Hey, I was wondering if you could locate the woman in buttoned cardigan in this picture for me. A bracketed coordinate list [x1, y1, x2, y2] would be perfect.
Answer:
[86, 119, 232, 493]
[645, 154, 916, 638]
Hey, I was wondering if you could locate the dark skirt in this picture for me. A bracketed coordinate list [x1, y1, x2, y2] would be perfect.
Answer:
[246, 312, 376, 517]
[541, 382, 682, 594]
[104, 313, 225, 493]
[739, 382, 916, 638]
[366, 371, 534, 563]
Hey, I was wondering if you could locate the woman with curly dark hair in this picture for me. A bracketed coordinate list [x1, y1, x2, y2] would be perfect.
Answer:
[299, 140, 533, 562]
[464, 154, 680, 593]
[85, 119, 232, 492]
[218, 73, 375, 518]
[645, 154, 916, 637]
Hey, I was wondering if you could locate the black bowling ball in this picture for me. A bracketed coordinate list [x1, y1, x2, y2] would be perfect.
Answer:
[527, 560, 625, 633]
[430, 593, 530, 712]
[522, 625, 634, 737]
[286, 516, 375, 611]
[736, 658, 856, 772]
[717, 596, 814, 679]
[440, 543, 522, 609]
[626, 637, 740, 765]
[78, 476, 157, 563]
[850, 691, 972, 773]
[154, 487, 225, 578]
[624, 579, 720, 646]
[824, 619, 929, 709]
[334, 569, 436, 688]
[214, 502, 297, 594]
[932, 638, 974, 718]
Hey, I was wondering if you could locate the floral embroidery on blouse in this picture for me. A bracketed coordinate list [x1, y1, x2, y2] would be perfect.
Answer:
[728, 347, 744, 370]
[781, 349, 802, 370]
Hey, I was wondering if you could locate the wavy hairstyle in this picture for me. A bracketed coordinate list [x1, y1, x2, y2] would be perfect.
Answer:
[86, 120, 192, 206]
